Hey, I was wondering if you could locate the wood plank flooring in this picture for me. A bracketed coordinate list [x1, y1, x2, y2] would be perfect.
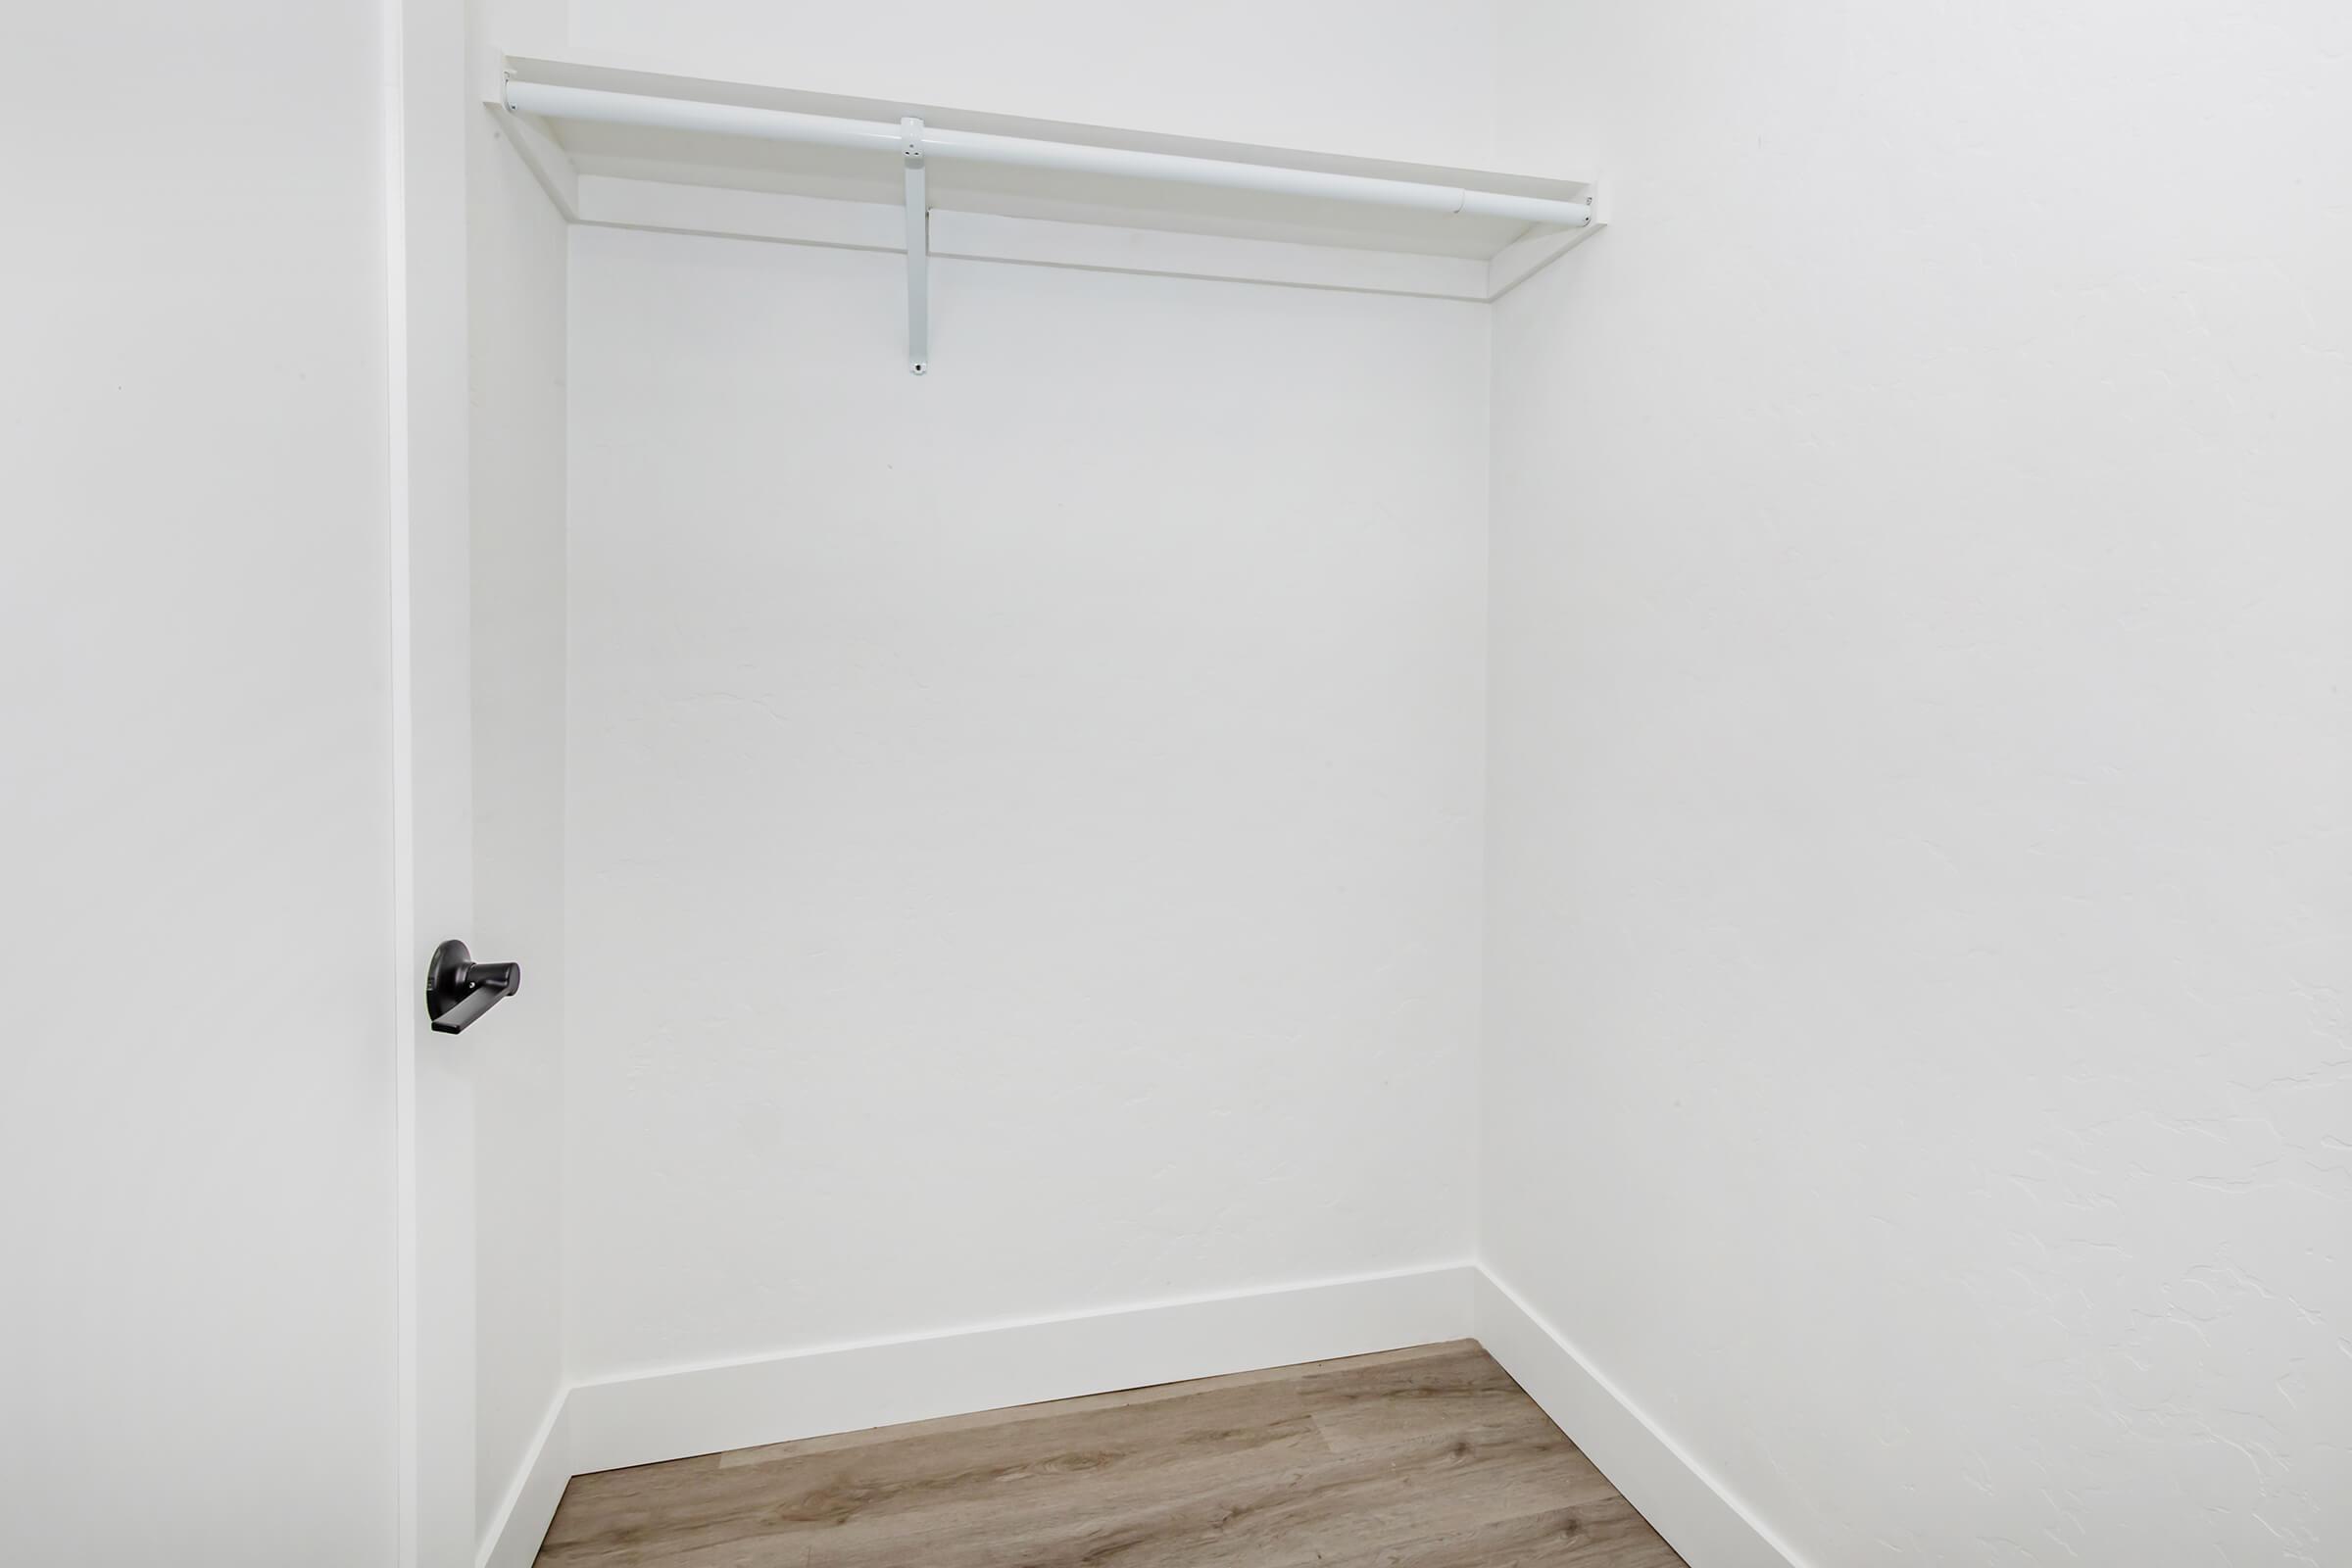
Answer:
[536, 1340, 1687, 1567]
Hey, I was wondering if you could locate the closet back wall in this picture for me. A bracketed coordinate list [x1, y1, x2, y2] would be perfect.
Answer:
[563, 230, 1490, 1377]
[564, 0, 1501, 170]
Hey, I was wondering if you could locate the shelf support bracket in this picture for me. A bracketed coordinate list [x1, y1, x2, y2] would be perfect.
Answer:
[902, 117, 928, 375]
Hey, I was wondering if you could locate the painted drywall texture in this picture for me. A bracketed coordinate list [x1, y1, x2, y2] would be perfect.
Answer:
[564, 0, 1500, 171]
[563, 228, 1488, 1378]
[468, 0, 573, 1542]
[0, 5, 402, 1563]
[1483, 3, 2352, 1564]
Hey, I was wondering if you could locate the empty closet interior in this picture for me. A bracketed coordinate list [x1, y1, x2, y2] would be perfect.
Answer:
[467, 9, 1601, 1555]
[457, 6, 2349, 1568]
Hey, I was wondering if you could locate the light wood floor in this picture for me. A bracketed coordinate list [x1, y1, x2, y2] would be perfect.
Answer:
[536, 1340, 1687, 1567]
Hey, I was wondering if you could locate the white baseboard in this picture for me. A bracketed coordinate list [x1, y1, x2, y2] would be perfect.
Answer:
[478, 1395, 570, 1568]
[567, 1263, 1478, 1475]
[1473, 1270, 1807, 1568]
[477, 1263, 1802, 1568]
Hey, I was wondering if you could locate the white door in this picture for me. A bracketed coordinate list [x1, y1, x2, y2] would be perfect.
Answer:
[1, 3, 477, 1565]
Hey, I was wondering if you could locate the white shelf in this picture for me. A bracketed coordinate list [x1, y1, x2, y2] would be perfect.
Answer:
[494, 54, 1605, 306]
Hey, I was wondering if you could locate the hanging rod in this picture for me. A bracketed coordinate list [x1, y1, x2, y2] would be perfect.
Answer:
[501, 81, 1594, 228]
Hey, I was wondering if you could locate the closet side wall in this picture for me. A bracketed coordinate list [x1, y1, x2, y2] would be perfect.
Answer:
[469, 0, 571, 1545]
[563, 230, 1490, 1378]
[1482, 4, 2352, 1564]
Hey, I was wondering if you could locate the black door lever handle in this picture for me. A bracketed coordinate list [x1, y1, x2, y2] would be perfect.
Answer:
[425, 939, 522, 1035]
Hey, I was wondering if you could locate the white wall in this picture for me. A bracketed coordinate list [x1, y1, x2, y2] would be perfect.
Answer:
[1483, 4, 2352, 1565]
[468, 0, 572, 1546]
[0, 5, 402, 1563]
[564, 229, 1489, 1377]
[564, 0, 1499, 170]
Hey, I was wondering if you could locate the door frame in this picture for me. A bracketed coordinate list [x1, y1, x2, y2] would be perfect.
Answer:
[385, 0, 477, 1561]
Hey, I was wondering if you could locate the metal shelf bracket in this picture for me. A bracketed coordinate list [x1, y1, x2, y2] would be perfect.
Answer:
[902, 117, 928, 375]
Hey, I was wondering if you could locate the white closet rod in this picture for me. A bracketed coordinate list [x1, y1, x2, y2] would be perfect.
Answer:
[503, 81, 1594, 228]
